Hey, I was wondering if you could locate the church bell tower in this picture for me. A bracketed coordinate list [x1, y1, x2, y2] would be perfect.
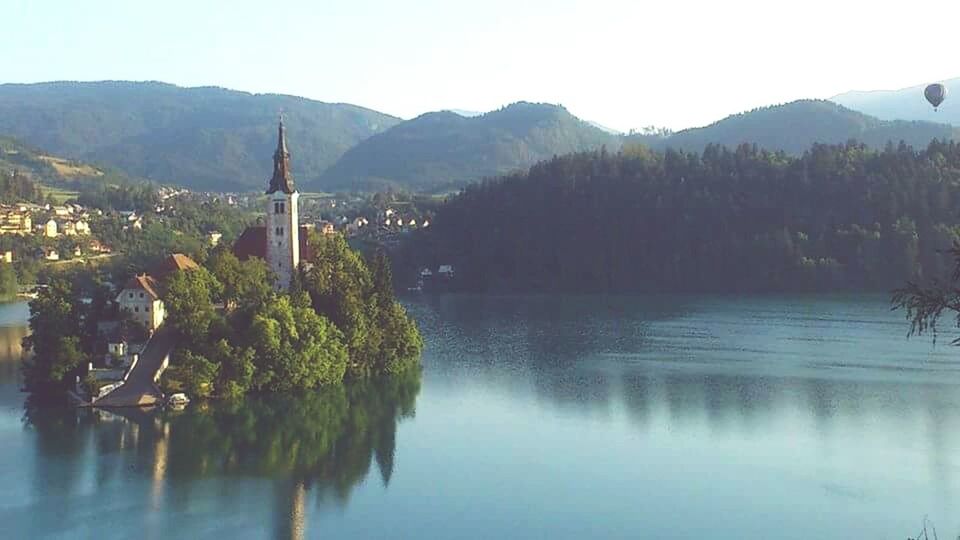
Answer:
[265, 116, 300, 291]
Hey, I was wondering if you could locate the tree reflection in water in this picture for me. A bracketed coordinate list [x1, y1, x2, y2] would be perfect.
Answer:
[23, 368, 421, 539]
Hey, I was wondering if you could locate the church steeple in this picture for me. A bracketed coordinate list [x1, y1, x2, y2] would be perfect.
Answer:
[267, 115, 295, 194]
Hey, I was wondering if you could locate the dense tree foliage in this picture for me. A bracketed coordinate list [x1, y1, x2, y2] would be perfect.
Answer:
[21, 279, 91, 395]
[162, 237, 421, 397]
[302, 235, 423, 375]
[247, 296, 348, 391]
[77, 183, 158, 212]
[206, 249, 272, 309]
[407, 140, 960, 293]
[0, 262, 18, 301]
[0, 170, 43, 204]
[164, 266, 223, 343]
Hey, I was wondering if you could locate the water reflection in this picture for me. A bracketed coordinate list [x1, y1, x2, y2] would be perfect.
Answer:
[6, 295, 960, 538]
[407, 294, 960, 524]
[22, 370, 421, 539]
[0, 324, 27, 386]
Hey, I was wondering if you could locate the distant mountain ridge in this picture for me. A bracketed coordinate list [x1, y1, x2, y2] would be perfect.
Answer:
[629, 100, 959, 155]
[2, 81, 958, 194]
[314, 102, 623, 192]
[0, 81, 401, 191]
[832, 78, 960, 126]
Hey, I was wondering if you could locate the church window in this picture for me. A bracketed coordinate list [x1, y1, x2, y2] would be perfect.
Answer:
[274, 202, 285, 214]
[134, 306, 139, 313]
[128, 293, 133, 299]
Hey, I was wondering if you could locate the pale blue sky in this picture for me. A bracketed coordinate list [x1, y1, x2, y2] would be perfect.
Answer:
[4, 0, 958, 131]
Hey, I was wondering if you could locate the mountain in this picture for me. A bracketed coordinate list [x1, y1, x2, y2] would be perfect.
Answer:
[0, 81, 401, 191]
[832, 79, 960, 125]
[627, 100, 959, 155]
[313, 102, 623, 193]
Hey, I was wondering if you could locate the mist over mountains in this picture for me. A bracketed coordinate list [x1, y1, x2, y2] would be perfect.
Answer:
[832, 79, 960, 125]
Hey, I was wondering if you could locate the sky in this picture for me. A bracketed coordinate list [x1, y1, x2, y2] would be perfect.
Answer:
[4, 0, 959, 132]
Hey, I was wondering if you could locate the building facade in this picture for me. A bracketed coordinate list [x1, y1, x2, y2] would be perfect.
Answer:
[116, 275, 165, 331]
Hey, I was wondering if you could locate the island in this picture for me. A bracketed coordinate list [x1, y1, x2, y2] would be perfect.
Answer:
[21, 119, 423, 405]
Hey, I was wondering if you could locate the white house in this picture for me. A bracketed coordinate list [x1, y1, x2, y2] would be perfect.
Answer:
[42, 219, 58, 238]
[116, 274, 165, 331]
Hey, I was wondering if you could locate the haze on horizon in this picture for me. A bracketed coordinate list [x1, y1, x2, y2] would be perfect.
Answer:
[4, 0, 958, 132]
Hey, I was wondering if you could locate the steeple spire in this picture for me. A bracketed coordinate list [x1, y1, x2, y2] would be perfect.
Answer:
[267, 114, 295, 194]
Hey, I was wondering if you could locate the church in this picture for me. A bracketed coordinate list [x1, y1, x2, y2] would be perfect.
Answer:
[233, 118, 313, 290]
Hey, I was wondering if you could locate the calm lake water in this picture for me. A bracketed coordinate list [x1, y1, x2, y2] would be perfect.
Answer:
[2, 294, 960, 539]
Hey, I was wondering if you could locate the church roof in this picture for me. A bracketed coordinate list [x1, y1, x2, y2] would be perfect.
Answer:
[233, 226, 314, 262]
[266, 117, 296, 194]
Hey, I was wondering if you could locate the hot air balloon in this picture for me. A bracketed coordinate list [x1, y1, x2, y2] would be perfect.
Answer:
[925, 83, 947, 111]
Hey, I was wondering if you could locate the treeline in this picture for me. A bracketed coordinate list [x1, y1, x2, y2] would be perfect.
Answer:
[0, 170, 44, 204]
[406, 140, 960, 292]
[77, 183, 159, 212]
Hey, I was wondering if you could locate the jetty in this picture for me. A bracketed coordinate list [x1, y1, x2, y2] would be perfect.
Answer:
[92, 325, 176, 408]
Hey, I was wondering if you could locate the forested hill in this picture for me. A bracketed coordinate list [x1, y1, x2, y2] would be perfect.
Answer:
[403, 140, 960, 293]
[631, 100, 959, 155]
[312, 102, 622, 193]
[0, 81, 400, 191]
[832, 79, 960, 125]
[0, 135, 140, 202]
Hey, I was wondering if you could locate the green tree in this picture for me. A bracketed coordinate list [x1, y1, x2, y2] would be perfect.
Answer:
[22, 279, 89, 394]
[163, 267, 223, 345]
[246, 295, 348, 391]
[893, 243, 960, 343]
[368, 249, 422, 373]
[301, 234, 378, 369]
[207, 249, 272, 309]
[167, 349, 220, 398]
[0, 261, 18, 301]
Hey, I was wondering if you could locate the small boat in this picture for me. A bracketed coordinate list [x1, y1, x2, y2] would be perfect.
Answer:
[167, 393, 190, 408]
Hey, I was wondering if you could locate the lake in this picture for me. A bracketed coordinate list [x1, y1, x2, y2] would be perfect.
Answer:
[1, 294, 959, 539]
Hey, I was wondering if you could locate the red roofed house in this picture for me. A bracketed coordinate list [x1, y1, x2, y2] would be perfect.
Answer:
[154, 253, 200, 281]
[233, 116, 309, 291]
[115, 253, 199, 332]
[116, 274, 165, 331]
